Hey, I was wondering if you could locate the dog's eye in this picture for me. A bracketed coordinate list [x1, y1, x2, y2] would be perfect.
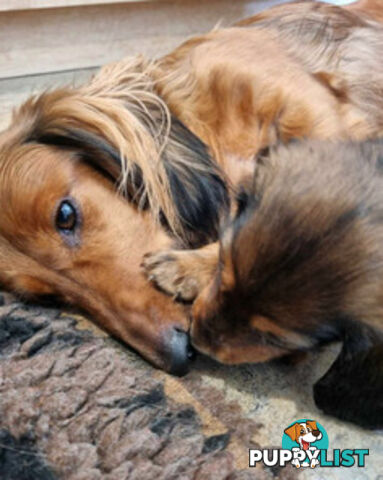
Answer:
[300, 429, 305, 434]
[56, 200, 78, 233]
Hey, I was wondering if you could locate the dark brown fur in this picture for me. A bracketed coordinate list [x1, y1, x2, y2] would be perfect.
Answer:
[144, 139, 383, 428]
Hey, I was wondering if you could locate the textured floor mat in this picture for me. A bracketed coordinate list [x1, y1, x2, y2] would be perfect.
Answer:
[1, 292, 381, 479]
[0, 293, 284, 480]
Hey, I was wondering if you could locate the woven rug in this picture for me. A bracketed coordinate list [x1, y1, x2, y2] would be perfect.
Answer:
[0, 293, 288, 480]
[1, 293, 382, 479]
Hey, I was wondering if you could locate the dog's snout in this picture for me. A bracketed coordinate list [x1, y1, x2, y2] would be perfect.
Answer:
[312, 429, 321, 437]
[167, 328, 196, 376]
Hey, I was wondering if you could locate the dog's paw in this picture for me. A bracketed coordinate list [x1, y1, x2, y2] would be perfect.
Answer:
[291, 458, 301, 469]
[142, 251, 199, 301]
[310, 458, 319, 468]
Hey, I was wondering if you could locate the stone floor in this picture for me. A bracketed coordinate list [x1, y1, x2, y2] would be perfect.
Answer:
[0, 2, 382, 479]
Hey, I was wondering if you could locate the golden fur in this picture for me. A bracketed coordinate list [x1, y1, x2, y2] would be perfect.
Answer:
[1, 1, 383, 372]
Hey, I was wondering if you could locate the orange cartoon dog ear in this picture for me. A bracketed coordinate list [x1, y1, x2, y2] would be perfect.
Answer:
[284, 423, 299, 442]
[306, 420, 318, 431]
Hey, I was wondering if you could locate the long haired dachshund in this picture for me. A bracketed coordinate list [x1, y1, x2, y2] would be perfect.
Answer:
[144, 139, 383, 428]
[1, 1, 383, 374]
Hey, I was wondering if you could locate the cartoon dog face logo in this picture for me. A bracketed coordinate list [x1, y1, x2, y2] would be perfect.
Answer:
[284, 420, 323, 450]
[284, 420, 323, 468]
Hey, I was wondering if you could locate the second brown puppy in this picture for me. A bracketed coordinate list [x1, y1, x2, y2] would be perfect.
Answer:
[144, 139, 383, 428]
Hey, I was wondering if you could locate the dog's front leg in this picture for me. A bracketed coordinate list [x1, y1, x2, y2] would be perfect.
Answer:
[313, 325, 383, 429]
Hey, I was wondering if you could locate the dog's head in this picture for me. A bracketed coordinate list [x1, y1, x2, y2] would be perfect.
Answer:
[190, 139, 383, 427]
[191, 140, 383, 364]
[0, 59, 228, 374]
[284, 421, 322, 449]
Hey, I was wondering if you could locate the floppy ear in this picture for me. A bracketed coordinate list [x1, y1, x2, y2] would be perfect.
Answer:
[160, 116, 228, 246]
[35, 120, 229, 247]
[284, 423, 299, 442]
[34, 127, 146, 204]
[313, 71, 348, 102]
[306, 420, 318, 431]
[17, 85, 228, 246]
[313, 325, 383, 429]
[37, 128, 121, 178]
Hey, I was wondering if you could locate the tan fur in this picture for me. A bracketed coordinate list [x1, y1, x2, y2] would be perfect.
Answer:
[155, 1, 383, 170]
[1, 1, 383, 369]
[0, 142, 189, 370]
[347, 0, 383, 23]
[143, 243, 219, 301]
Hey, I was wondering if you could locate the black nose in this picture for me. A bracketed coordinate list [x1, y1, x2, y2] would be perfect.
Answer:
[168, 329, 196, 376]
[313, 430, 321, 437]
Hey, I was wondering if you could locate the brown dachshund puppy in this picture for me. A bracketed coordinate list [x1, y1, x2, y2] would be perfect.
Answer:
[144, 139, 383, 428]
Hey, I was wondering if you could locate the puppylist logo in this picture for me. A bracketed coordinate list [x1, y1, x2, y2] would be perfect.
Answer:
[249, 419, 369, 469]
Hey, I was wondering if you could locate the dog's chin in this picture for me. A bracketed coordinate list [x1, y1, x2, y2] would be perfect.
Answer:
[191, 344, 256, 365]
[190, 336, 233, 364]
[190, 339, 217, 361]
